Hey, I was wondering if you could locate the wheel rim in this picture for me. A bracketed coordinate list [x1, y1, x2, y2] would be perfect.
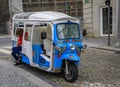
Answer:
[65, 66, 73, 80]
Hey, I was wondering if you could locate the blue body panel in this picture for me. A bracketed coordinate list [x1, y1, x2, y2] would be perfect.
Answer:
[53, 45, 81, 69]
[32, 44, 50, 67]
[39, 58, 50, 67]
[11, 22, 82, 72]
[22, 54, 30, 64]
[32, 44, 42, 64]
[53, 23, 82, 69]
[53, 55, 62, 68]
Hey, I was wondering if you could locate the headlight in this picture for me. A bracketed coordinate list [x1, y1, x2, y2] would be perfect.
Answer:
[54, 46, 66, 52]
[58, 47, 62, 51]
[54, 46, 66, 58]
[70, 44, 75, 50]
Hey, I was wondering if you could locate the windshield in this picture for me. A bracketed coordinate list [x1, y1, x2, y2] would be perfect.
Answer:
[57, 23, 80, 39]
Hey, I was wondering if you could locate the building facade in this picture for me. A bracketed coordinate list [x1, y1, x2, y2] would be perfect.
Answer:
[0, 0, 9, 34]
[83, 0, 118, 38]
[22, 0, 83, 17]
[0, 0, 83, 34]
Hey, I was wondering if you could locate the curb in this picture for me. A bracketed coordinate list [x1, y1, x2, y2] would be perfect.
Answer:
[90, 46, 120, 52]
[0, 35, 11, 39]
[84, 42, 120, 52]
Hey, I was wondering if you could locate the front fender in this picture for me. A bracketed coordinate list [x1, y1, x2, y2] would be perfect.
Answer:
[60, 53, 80, 61]
[53, 53, 80, 69]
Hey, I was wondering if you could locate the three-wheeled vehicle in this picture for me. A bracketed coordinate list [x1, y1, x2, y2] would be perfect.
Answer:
[11, 11, 84, 82]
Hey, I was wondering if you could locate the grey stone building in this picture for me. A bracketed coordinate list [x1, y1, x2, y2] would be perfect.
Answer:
[22, 0, 83, 17]
[0, 0, 83, 34]
[0, 0, 9, 34]
[82, 0, 119, 38]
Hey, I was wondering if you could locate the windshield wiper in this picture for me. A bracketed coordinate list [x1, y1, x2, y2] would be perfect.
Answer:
[58, 28, 66, 34]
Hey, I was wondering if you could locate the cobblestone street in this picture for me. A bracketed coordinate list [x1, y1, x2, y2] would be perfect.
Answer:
[0, 59, 60, 87]
[0, 63, 38, 87]
[1, 0, 120, 86]
[45, 48, 120, 87]
[16, 47, 119, 87]
[0, 36, 120, 87]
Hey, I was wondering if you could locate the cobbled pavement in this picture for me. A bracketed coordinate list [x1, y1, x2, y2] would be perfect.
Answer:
[0, 47, 120, 87]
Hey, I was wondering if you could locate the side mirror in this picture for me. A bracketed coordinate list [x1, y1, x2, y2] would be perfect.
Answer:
[82, 44, 87, 49]
[41, 32, 47, 39]
[83, 29, 87, 36]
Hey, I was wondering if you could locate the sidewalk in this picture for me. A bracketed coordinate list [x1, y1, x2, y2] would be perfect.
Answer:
[83, 37, 120, 53]
[0, 34, 11, 39]
[0, 59, 61, 87]
[0, 34, 120, 53]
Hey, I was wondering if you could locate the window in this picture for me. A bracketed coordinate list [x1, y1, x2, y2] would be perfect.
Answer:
[31, 0, 38, 2]
[13, 22, 19, 36]
[24, 25, 33, 41]
[32, 25, 47, 44]
[83, 0, 89, 4]
[101, 7, 112, 36]
[57, 23, 80, 39]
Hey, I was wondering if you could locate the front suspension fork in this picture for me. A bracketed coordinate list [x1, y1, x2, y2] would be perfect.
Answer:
[65, 60, 69, 74]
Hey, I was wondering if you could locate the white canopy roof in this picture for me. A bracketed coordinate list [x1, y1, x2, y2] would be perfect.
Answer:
[13, 11, 79, 22]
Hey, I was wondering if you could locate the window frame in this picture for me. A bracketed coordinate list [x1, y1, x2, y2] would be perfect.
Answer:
[56, 23, 80, 40]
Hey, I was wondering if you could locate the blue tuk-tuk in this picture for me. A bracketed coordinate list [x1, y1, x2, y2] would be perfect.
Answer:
[11, 11, 85, 82]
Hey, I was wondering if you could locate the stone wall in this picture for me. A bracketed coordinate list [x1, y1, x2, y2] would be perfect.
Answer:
[83, 0, 93, 37]
[92, 0, 117, 37]
[83, 0, 117, 37]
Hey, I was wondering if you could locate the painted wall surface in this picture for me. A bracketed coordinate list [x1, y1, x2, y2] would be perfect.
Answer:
[93, 0, 117, 37]
[9, 0, 23, 17]
[83, 0, 118, 37]
[83, 0, 93, 37]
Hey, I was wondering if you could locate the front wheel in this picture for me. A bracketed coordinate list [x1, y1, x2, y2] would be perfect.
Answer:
[63, 63, 78, 82]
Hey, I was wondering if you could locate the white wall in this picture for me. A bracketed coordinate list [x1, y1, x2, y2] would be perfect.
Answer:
[92, 0, 117, 37]
[9, 0, 23, 17]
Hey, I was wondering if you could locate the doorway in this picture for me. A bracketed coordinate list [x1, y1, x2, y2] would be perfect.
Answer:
[101, 7, 113, 36]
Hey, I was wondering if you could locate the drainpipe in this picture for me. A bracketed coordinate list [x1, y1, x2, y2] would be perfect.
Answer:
[107, 1, 111, 46]
[116, 0, 120, 47]
[105, 0, 111, 46]
[65, 0, 68, 14]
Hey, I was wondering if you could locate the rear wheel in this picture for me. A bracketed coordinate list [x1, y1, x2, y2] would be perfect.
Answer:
[63, 63, 78, 82]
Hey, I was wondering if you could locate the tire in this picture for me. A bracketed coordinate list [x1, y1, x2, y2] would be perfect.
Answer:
[63, 63, 78, 82]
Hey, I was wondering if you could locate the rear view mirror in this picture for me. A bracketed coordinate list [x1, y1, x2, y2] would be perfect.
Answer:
[41, 32, 47, 39]
[82, 44, 87, 49]
[83, 29, 87, 36]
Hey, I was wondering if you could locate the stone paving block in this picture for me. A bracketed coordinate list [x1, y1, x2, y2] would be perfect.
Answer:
[0, 60, 55, 87]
